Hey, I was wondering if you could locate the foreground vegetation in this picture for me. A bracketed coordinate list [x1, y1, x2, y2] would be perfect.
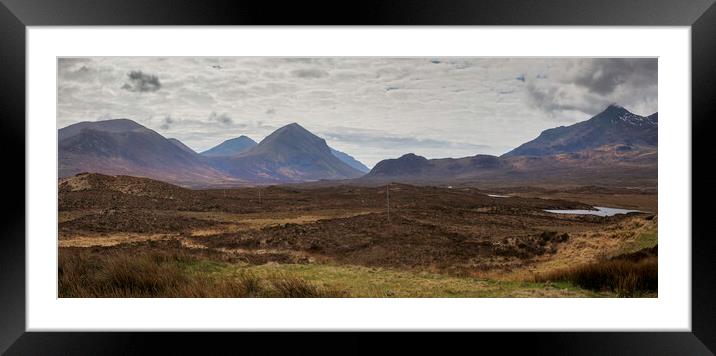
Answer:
[58, 173, 658, 298]
[534, 247, 657, 297]
[59, 249, 346, 298]
[60, 246, 617, 298]
[59, 224, 658, 298]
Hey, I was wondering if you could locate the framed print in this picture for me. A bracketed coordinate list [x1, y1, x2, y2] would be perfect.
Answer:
[2, 0, 715, 354]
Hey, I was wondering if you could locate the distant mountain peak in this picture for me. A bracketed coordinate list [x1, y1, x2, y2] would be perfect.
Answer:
[201, 135, 257, 157]
[503, 104, 658, 157]
[369, 153, 430, 176]
[254, 122, 326, 152]
[211, 122, 363, 182]
[596, 104, 637, 120]
[605, 103, 627, 111]
[399, 153, 426, 160]
[58, 118, 234, 185]
[271, 122, 310, 136]
[330, 148, 370, 173]
[592, 105, 657, 129]
[58, 118, 152, 141]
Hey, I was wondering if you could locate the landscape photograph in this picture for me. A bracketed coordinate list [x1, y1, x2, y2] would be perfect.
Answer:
[57, 57, 658, 298]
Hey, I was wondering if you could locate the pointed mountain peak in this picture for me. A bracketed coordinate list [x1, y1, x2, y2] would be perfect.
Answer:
[503, 104, 657, 157]
[590, 104, 649, 125]
[223, 135, 256, 144]
[257, 123, 322, 148]
[273, 122, 309, 135]
[221, 122, 363, 182]
[598, 104, 633, 117]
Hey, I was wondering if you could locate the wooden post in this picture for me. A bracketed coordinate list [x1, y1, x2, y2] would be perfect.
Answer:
[386, 184, 390, 223]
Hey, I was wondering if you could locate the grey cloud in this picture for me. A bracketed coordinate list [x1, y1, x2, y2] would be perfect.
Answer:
[525, 58, 657, 118]
[57, 57, 657, 164]
[322, 130, 492, 152]
[160, 115, 174, 130]
[525, 82, 606, 120]
[516, 74, 525, 82]
[208, 111, 233, 125]
[291, 69, 329, 79]
[60, 64, 100, 82]
[122, 70, 162, 92]
[58, 58, 92, 71]
[572, 58, 656, 95]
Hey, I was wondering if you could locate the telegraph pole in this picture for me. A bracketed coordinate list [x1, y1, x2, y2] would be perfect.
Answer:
[386, 184, 390, 223]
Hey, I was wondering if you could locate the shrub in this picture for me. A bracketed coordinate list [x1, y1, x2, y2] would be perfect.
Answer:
[535, 254, 657, 297]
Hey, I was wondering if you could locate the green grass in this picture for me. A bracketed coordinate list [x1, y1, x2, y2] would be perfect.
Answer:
[616, 230, 658, 256]
[205, 263, 603, 298]
[60, 247, 609, 298]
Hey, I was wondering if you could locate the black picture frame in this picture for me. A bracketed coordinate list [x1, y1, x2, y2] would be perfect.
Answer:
[1, 0, 714, 354]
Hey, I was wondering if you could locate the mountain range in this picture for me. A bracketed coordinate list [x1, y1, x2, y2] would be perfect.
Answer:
[58, 119, 236, 186]
[58, 105, 657, 187]
[58, 120, 367, 186]
[503, 105, 657, 157]
[202, 123, 364, 183]
[360, 105, 657, 187]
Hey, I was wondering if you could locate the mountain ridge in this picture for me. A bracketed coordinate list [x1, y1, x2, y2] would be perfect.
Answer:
[360, 105, 657, 187]
[58, 104, 657, 188]
[211, 123, 364, 182]
[58, 120, 237, 187]
[503, 105, 657, 157]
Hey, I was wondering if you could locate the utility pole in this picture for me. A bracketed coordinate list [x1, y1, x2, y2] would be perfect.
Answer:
[258, 188, 262, 205]
[386, 184, 390, 223]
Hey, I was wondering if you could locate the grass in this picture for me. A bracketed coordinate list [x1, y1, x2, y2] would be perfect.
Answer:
[58, 249, 345, 298]
[617, 230, 658, 256]
[227, 263, 600, 297]
[59, 246, 604, 297]
[62, 239, 659, 297]
[534, 254, 657, 297]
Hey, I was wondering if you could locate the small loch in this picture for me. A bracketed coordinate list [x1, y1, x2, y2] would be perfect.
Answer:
[544, 206, 642, 217]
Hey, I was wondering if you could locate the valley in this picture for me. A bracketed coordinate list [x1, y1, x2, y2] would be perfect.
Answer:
[58, 173, 657, 297]
[57, 104, 659, 298]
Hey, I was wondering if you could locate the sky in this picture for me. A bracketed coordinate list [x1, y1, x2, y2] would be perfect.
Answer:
[57, 57, 657, 167]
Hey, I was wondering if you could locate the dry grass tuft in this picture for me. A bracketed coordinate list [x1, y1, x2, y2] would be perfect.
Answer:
[534, 248, 657, 297]
[59, 248, 346, 298]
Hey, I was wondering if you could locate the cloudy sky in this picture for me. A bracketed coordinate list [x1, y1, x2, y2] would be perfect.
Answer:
[58, 57, 657, 167]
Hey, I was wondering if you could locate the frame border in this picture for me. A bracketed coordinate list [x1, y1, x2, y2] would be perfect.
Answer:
[2, 0, 715, 353]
